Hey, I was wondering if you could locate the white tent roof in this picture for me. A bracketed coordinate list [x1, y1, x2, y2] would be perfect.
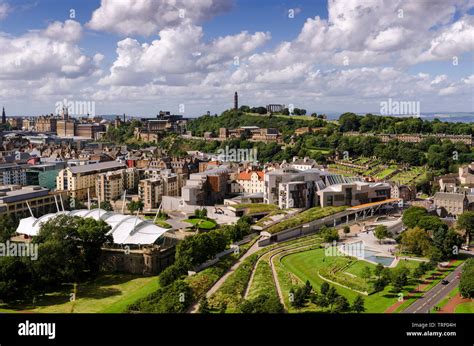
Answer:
[15, 209, 169, 245]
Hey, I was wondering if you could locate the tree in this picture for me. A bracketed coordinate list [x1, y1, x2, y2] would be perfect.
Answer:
[433, 227, 463, 259]
[352, 295, 365, 313]
[374, 225, 389, 244]
[361, 266, 372, 280]
[332, 295, 350, 313]
[417, 216, 448, 234]
[32, 216, 86, 289]
[320, 282, 330, 295]
[100, 201, 113, 211]
[0, 215, 17, 243]
[320, 226, 339, 242]
[457, 211, 474, 246]
[402, 206, 428, 228]
[76, 218, 112, 273]
[412, 263, 426, 279]
[373, 277, 388, 292]
[343, 225, 350, 237]
[325, 286, 339, 309]
[399, 227, 433, 256]
[391, 267, 409, 293]
[459, 259, 474, 298]
[374, 263, 384, 278]
[127, 200, 144, 214]
[338, 113, 361, 132]
[0, 257, 33, 302]
[291, 286, 308, 308]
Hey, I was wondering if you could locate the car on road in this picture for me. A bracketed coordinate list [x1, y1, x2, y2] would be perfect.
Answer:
[441, 279, 449, 285]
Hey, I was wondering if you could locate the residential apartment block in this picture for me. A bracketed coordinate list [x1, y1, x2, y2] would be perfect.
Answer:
[57, 161, 126, 200]
[96, 168, 138, 203]
[139, 170, 181, 211]
[181, 166, 230, 206]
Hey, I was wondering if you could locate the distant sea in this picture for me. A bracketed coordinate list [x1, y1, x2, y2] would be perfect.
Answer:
[99, 112, 474, 123]
[324, 112, 474, 123]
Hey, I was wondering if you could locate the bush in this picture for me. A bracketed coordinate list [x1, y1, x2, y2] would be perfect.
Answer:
[159, 261, 187, 287]
[239, 294, 284, 313]
[127, 280, 193, 313]
[320, 226, 340, 243]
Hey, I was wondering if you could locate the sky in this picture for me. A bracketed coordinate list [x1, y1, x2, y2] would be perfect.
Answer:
[0, 0, 473, 118]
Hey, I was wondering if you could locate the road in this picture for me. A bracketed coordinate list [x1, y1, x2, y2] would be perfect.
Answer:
[403, 263, 464, 313]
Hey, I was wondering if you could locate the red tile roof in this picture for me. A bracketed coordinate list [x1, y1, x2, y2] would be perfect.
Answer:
[237, 170, 264, 181]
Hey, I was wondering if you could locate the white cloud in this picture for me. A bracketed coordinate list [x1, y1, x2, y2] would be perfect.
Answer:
[0, 20, 98, 80]
[87, 0, 233, 36]
[414, 16, 474, 63]
[43, 20, 82, 42]
[99, 23, 270, 86]
[2, 0, 473, 116]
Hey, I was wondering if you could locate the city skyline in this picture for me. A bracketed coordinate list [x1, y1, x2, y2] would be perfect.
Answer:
[0, 0, 473, 117]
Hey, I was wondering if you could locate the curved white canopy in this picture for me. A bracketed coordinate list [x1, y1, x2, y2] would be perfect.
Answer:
[15, 209, 170, 245]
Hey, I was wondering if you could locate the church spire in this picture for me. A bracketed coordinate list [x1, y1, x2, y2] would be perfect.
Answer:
[2, 106, 5, 125]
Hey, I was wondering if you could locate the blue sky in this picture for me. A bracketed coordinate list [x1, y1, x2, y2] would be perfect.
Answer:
[0, 0, 473, 117]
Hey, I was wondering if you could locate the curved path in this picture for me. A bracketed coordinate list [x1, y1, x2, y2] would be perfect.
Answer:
[188, 237, 261, 313]
[245, 238, 322, 310]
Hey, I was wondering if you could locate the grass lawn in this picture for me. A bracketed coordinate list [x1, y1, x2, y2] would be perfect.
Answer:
[232, 203, 278, 214]
[265, 206, 347, 234]
[154, 220, 173, 229]
[375, 166, 397, 179]
[0, 274, 160, 313]
[246, 258, 279, 301]
[279, 248, 422, 313]
[308, 148, 330, 155]
[455, 301, 474, 313]
[143, 216, 172, 229]
[184, 218, 217, 230]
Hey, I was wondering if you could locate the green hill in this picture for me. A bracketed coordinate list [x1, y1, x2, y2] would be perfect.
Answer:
[187, 110, 326, 137]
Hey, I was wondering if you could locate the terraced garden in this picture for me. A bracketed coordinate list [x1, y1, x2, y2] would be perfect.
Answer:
[278, 247, 423, 313]
[264, 206, 347, 234]
[327, 156, 429, 185]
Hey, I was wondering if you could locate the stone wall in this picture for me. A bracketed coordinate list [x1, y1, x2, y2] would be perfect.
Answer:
[100, 246, 175, 275]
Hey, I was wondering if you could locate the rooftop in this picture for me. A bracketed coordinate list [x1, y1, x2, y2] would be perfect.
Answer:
[68, 161, 125, 174]
[16, 208, 169, 245]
